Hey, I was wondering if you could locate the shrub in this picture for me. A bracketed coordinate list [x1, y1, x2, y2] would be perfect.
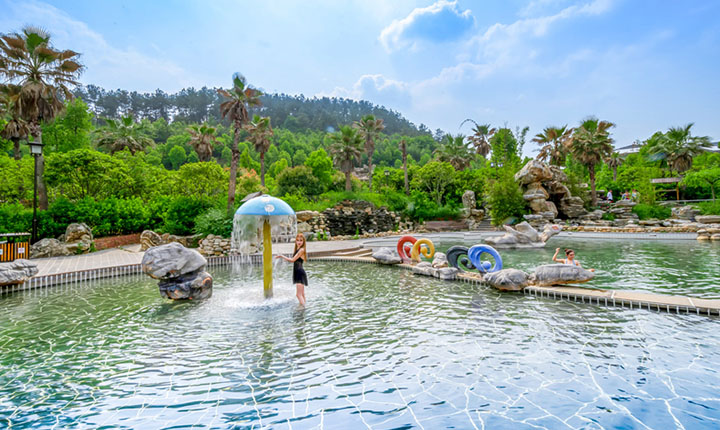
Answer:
[405, 191, 459, 222]
[276, 166, 323, 196]
[163, 196, 211, 235]
[485, 170, 527, 226]
[194, 208, 234, 237]
[601, 212, 616, 221]
[0, 203, 32, 234]
[698, 200, 720, 215]
[632, 204, 671, 220]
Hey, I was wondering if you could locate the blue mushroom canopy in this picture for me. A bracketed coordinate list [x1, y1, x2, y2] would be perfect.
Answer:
[235, 194, 295, 217]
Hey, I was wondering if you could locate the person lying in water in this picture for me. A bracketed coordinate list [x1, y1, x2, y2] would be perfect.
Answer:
[552, 248, 595, 272]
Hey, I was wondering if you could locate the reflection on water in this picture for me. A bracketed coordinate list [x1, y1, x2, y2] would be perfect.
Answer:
[439, 238, 720, 299]
[0, 261, 718, 429]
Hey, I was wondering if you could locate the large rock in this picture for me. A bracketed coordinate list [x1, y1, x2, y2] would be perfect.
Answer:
[158, 270, 213, 300]
[483, 269, 528, 291]
[0, 259, 38, 286]
[141, 242, 207, 280]
[30, 238, 72, 258]
[462, 190, 476, 210]
[64, 223, 93, 243]
[672, 206, 700, 221]
[431, 252, 448, 268]
[140, 230, 163, 251]
[515, 160, 553, 185]
[523, 182, 549, 201]
[485, 221, 560, 248]
[372, 247, 402, 265]
[559, 196, 587, 218]
[296, 210, 320, 223]
[696, 215, 720, 224]
[528, 264, 595, 286]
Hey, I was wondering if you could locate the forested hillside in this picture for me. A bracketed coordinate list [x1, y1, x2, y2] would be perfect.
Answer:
[73, 85, 432, 137]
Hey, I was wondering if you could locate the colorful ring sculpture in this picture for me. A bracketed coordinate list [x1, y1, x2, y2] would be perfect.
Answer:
[448, 244, 503, 273]
[396, 235, 417, 263]
[397, 235, 435, 263]
[410, 238, 435, 263]
[468, 245, 502, 273]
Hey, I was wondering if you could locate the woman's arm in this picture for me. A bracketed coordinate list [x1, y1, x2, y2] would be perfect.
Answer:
[552, 248, 563, 263]
[276, 249, 304, 263]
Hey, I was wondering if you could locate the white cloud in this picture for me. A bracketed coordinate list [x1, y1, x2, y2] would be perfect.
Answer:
[1, 1, 196, 92]
[379, 0, 475, 52]
[325, 74, 411, 109]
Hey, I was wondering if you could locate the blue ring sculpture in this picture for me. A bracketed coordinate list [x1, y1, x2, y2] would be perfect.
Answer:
[467, 245, 503, 273]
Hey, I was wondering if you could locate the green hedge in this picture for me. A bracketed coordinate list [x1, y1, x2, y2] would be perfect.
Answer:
[631, 204, 671, 220]
[698, 200, 720, 215]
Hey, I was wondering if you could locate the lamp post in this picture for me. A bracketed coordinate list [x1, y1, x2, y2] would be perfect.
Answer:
[28, 138, 44, 244]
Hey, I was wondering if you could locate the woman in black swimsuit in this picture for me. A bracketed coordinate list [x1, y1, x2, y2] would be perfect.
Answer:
[275, 234, 308, 305]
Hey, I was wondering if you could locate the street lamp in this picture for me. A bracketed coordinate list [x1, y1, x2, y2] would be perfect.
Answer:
[28, 137, 44, 243]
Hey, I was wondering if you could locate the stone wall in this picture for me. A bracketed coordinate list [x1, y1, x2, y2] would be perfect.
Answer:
[296, 200, 412, 239]
[198, 235, 232, 256]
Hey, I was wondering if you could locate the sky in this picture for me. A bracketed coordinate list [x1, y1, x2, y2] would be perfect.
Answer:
[2, 0, 719, 151]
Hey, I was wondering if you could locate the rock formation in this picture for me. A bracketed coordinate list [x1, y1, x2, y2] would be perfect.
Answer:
[372, 247, 402, 265]
[31, 223, 95, 258]
[0, 259, 38, 286]
[515, 160, 587, 220]
[528, 264, 595, 286]
[140, 230, 203, 251]
[484, 221, 561, 248]
[141, 242, 213, 300]
[482, 269, 528, 291]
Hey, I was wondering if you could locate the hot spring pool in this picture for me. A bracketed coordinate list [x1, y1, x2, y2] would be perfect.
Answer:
[1, 258, 719, 429]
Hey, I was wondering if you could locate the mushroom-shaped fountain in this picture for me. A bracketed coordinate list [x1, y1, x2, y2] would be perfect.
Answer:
[233, 194, 296, 299]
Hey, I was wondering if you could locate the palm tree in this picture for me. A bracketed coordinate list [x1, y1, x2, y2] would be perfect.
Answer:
[532, 125, 573, 165]
[570, 118, 615, 206]
[646, 123, 712, 173]
[0, 84, 30, 160]
[605, 152, 624, 181]
[187, 123, 217, 162]
[244, 115, 273, 186]
[399, 138, 409, 195]
[353, 114, 384, 192]
[95, 115, 153, 155]
[461, 119, 495, 158]
[0, 26, 83, 209]
[434, 134, 475, 170]
[329, 125, 363, 192]
[217, 73, 262, 213]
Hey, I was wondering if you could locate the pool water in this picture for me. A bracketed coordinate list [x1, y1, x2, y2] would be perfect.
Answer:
[439, 238, 720, 299]
[1, 260, 719, 429]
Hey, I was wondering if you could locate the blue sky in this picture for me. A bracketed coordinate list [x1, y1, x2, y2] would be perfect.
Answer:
[2, 0, 719, 151]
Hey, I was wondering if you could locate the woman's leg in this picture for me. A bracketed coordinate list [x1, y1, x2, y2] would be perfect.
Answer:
[296, 283, 306, 305]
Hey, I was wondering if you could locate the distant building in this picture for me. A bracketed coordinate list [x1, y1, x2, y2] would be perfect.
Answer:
[616, 142, 642, 155]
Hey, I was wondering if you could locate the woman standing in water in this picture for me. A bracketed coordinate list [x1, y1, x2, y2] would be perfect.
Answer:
[276, 234, 308, 305]
[552, 248, 595, 272]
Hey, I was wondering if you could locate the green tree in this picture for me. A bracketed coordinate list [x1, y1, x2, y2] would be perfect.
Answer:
[532, 125, 572, 166]
[292, 149, 307, 166]
[412, 161, 456, 205]
[486, 168, 526, 226]
[175, 162, 228, 199]
[168, 145, 186, 170]
[268, 158, 288, 178]
[276, 165, 323, 196]
[571, 118, 615, 206]
[399, 138, 409, 194]
[186, 123, 217, 162]
[44, 148, 129, 200]
[304, 147, 334, 191]
[95, 115, 153, 155]
[41, 98, 93, 153]
[682, 168, 720, 200]
[329, 125, 363, 191]
[434, 134, 474, 170]
[0, 26, 84, 209]
[217, 73, 262, 213]
[187, 150, 199, 163]
[489, 128, 521, 173]
[605, 151, 624, 182]
[0, 84, 30, 160]
[244, 115, 273, 186]
[353, 114, 385, 191]
[461, 119, 495, 158]
[646, 123, 712, 173]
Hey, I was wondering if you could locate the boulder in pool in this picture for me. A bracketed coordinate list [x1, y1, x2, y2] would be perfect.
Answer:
[142, 242, 207, 280]
[528, 264, 595, 286]
[0, 259, 38, 286]
[142, 242, 212, 300]
[482, 269, 528, 291]
[372, 247, 402, 265]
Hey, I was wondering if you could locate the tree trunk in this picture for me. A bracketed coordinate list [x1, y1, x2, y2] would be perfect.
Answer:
[227, 125, 240, 214]
[260, 152, 265, 187]
[612, 166, 617, 182]
[589, 164, 597, 207]
[368, 149, 374, 192]
[13, 139, 21, 160]
[403, 157, 409, 195]
[345, 171, 352, 192]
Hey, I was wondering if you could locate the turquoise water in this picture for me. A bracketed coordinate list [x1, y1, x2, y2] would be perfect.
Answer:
[439, 238, 720, 299]
[0, 260, 719, 429]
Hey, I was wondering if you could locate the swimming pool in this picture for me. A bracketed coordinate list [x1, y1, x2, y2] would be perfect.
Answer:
[1, 260, 718, 429]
